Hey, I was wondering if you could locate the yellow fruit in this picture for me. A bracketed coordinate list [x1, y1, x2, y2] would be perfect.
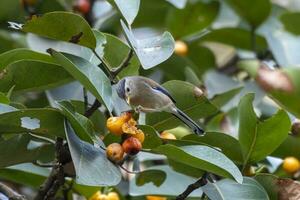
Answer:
[122, 118, 138, 134]
[106, 143, 124, 163]
[89, 191, 102, 200]
[283, 157, 300, 173]
[174, 40, 188, 56]
[99, 194, 108, 200]
[160, 131, 176, 140]
[132, 129, 145, 143]
[146, 196, 167, 200]
[106, 117, 125, 135]
[107, 192, 120, 200]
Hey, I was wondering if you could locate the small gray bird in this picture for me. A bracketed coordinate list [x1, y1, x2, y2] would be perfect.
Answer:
[116, 76, 204, 135]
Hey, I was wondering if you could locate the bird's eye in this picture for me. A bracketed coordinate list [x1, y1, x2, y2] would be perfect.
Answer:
[126, 87, 130, 92]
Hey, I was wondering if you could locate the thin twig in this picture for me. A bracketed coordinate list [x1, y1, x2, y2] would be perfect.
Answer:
[92, 49, 115, 82]
[32, 161, 54, 168]
[84, 99, 101, 118]
[176, 173, 208, 200]
[0, 182, 27, 200]
[119, 165, 140, 174]
[83, 87, 88, 112]
[111, 49, 134, 79]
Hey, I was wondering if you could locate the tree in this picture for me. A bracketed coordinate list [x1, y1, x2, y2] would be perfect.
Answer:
[0, 0, 300, 199]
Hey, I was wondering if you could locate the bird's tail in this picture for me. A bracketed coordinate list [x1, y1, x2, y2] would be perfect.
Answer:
[172, 108, 205, 135]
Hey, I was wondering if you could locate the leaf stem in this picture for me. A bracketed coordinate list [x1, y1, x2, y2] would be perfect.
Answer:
[111, 49, 134, 79]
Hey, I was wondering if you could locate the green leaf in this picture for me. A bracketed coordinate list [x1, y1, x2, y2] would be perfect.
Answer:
[202, 177, 269, 200]
[280, 12, 300, 35]
[182, 132, 243, 164]
[146, 80, 218, 131]
[22, 11, 96, 49]
[138, 125, 162, 149]
[211, 87, 243, 109]
[225, 0, 271, 28]
[166, 0, 187, 9]
[0, 104, 65, 139]
[168, 159, 204, 178]
[0, 134, 54, 168]
[239, 60, 300, 118]
[272, 135, 300, 159]
[238, 93, 290, 166]
[197, 28, 267, 51]
[121, 20, 175, 69]
[100, 32, 140, 78]
[0, 92, 9, 104]
[130, 165, 203, 197]
[49, 49, 113, 112]
[57, 101, 94, 143]
[153, 144, 243, 183]
[107, 0, 140, 25]
[0, 48, 55, 69]
[136, 170, 166, 187]
[255, 174, 278, 200]
[0, 0, 24, 22]
[0, 163, 49, 188]
[0, 60, 72, 93]
[65, 121, 121, 186]
[166, 0, 219, 38]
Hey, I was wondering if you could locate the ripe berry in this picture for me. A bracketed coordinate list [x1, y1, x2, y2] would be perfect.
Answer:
[132, 129, 145, 143]
[74, 0, 91, 15]
[106, 143, 124, 163]
[283, 157, 300, 174]
[174, 40, 188, 56]
[107, 192, 120, 200]
[106, 117, 125, 135]
[146, 196, 167, 200]
[160, 131, 176, 140]
[122, 137, 142, 155]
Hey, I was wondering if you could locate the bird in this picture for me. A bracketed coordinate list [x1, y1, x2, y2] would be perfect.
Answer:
[115, 76, 204, 135]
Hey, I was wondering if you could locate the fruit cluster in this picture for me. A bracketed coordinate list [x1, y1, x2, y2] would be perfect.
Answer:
[106, 112, 144, 163]
[89, 191, 119, 200]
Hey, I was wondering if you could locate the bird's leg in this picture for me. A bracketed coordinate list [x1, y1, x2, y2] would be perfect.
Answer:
[135, 105, 157, 113]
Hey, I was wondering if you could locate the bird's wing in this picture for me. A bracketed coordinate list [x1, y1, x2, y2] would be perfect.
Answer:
[143, 78, 176, 103]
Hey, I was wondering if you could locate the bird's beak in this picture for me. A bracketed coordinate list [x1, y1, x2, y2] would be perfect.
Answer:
[125, 96, 130, 104]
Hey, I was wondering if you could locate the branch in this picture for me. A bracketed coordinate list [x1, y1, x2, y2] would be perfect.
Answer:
[176, 173, 208, 200]
[34, 138, 69, 200]
[92, 50, 115, 82]
[84, 99, 101, 118]
[111, 49, 134, 79]
[0, 182, 27, 200]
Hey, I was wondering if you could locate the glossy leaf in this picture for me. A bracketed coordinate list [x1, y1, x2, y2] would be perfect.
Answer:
[153, 144, 243, 183]
[130, 165, 203, 197]
[272, 135, 300, 159]
[138, 125, 162, 149]
[0, 60, 72, 93]
[182, 132, 243, 164]
[0, 134, 54, 168]
[0, 104, 65, 139]
[166, 0, 219, 38]
[238, 93, 290, 166]
[57, 101, 94, 143]
[121, 20, 175, 69]
[202, 177, 269, 200]
[210, 87, 243, 109]
[225, 0, 271, 28]
[49, 49, 113, 112]
[239, 60, 300, 118]
[136, 170, 166, 187]
[280, 12, 300, 35]
[22, 12, 97, 49]
[65, 121, 121, 186]
[197, 28, 268, 51]
[107, 0, 140, 25]
[146, 80, 218, 131]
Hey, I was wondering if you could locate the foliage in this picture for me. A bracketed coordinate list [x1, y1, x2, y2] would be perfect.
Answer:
[0, 0, 299, 199]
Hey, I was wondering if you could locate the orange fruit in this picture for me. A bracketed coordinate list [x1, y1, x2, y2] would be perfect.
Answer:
[106, 117, 125, 135]
[283, 157, 300, 173]
[74, 0, 90, 14]
[132, 129, 145, 143]
[89, 191, 102, 200]
[122, 137, 142, 155]
[160, 131, 176, 140]
[106, 143, 124, 163]
[146, 196, 167, 200]
[174, 40, 188, 56]
[122, 118, 138, 134]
